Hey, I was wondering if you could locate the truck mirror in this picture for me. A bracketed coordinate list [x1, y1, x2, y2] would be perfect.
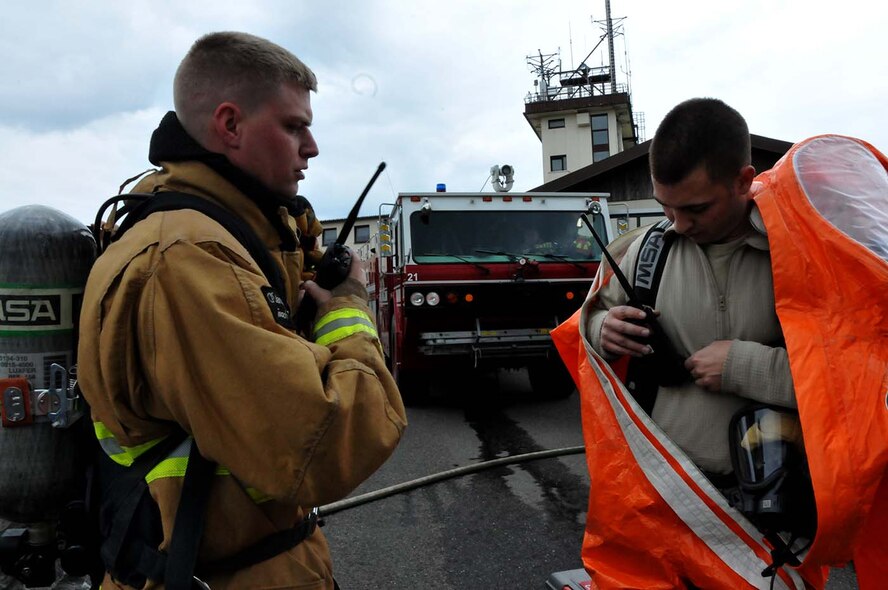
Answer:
[586, 200, 602, 216]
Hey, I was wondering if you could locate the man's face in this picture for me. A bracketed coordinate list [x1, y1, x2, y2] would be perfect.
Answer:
[653, 165, 753, 244]
[228, 82, 319, 198]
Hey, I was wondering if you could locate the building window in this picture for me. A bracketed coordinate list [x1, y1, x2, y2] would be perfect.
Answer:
[354, 224, 370, 244]
[322, 228, 337, 247]
[548, 118, 565, 129]
[550, 155, 567, 172]
[591, 113, 610, 161]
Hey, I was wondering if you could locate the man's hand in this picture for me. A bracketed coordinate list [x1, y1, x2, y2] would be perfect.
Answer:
[600, 305, 653, 357]
[299, 249, 367, 306]
[346, 254, 368, 285]
[685, 340, 732, 392]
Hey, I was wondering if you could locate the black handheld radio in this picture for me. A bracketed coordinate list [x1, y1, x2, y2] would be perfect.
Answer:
[579, 214, 690, 389]
[297, 162, 386, 332]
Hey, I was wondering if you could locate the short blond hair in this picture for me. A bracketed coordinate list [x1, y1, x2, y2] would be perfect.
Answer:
[173, 31, 317, 143]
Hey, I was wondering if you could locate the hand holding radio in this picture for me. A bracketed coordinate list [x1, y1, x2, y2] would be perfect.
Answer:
[300, 249, 366, 305]
[313, 242, 354, 290]
[601, 304, 654, 357]
[607, 303, 689, 387]
[580, 213, 690, 387]
[296, 162, 385, 336]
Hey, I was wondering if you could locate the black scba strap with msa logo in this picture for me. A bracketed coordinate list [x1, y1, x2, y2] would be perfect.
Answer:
[580, 214, 683, 414]
[625, 219, 680, 414]
[633, 220, 672, 298]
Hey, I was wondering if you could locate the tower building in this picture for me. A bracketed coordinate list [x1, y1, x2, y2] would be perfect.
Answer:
[524, 0, 644, 184]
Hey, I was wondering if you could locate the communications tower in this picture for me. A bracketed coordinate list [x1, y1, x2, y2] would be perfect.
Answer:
[524, 0, 644, 184]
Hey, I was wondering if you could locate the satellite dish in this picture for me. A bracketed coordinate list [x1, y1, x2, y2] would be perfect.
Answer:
[490, 164, 515, 192]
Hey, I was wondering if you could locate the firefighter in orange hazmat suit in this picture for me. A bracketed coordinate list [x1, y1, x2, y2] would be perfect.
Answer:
[554, 99, 886, 589]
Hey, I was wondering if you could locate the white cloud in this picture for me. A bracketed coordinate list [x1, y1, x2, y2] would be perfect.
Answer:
[0, 0, 885, 225]
[0, 109, 163, 223]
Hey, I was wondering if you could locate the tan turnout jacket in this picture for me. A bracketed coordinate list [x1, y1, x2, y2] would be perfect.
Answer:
[78, 161, 407, 589]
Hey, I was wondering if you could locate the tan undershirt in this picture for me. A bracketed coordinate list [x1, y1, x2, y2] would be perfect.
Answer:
[702, 235, 747, 294]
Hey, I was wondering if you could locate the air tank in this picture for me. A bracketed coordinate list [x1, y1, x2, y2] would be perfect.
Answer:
[0, 205, 96, 523]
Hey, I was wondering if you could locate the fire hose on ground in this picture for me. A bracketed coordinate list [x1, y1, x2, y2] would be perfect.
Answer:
[318, 445, 586, 517]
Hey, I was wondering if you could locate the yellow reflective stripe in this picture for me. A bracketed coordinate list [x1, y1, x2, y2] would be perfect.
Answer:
[93, 421, 164, 467]
[145, 459, 230, 484]
[246, 487, 273, 504]
[145, 460, 271, 504]
[314, 307, 372, 332]
[316, 322, 377, 346]
[92, 425, 272, 505]
[314, 308, 377, 346]
[93, 421, 115, 440]
[315, 307, 370, 330]
[145, 457, 188, 483]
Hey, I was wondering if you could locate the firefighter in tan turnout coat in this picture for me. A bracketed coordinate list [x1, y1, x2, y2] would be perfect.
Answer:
[78, 32, 406, 589]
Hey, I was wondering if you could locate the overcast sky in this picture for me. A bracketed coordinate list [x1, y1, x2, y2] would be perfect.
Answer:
[1, 0, 885, 225]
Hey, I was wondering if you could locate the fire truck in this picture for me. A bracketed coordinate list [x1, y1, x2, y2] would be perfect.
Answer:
[366, 190, 614, 402]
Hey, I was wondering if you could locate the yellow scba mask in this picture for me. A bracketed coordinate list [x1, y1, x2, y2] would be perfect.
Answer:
[738, 409, 804, 450]
[729, 405, 816, 540]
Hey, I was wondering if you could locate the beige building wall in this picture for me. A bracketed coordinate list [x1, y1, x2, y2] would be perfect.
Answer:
[537, 108, 628, 185]
[318, 214, 379, 261]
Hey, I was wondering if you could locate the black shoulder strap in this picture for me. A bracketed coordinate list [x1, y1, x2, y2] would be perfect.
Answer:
[624, 219, 675, 415]
[632, 219, 673, 307]
[114, 192, 290, 306]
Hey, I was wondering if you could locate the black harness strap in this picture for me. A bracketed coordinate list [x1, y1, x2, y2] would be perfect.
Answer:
[164, 441, 216, 590]
[115, 192, 290, 307]
[98, 431, 188, 587]
[200, 510, 319, 575]
[624, 219, 674, 414]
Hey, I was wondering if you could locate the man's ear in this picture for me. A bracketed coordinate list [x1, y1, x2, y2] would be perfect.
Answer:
[212, 102, 243, 148]
[736, 164, 756, 196]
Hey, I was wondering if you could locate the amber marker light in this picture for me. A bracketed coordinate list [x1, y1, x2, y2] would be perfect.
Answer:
[565, 291, 576, 300]
[465, 293, 475, 303]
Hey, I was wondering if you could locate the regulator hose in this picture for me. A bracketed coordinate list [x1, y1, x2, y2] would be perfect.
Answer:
[318, 445, 585, 517]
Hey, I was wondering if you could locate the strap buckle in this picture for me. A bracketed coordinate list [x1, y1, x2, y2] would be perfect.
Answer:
[305, 507, 319, 536]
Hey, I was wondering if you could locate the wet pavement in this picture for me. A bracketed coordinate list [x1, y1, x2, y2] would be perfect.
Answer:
[322, 368, 860, 589]
[322, 368, 590, 588]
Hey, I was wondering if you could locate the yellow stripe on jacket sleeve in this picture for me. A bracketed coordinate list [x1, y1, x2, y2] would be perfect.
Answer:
[93, 425, 274, 504]
[313, 308, 377, 346]
[93, 421, 164, 467]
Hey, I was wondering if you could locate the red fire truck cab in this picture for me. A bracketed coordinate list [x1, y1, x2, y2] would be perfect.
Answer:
[367, 191, 614, 402]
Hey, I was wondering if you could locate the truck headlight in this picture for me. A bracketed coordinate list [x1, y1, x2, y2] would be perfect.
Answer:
[410, 292, 425, 306]
[426, 292, 440, 306]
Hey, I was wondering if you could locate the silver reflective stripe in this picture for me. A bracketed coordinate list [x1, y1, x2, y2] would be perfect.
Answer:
[94, 421, 165, 467]
[97, 434, 126, 458]
[145, 438, 192, 483]
[583, 342, 806, 590]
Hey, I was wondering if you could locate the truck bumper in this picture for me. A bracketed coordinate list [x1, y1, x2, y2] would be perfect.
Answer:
[418, 326, 553, 365]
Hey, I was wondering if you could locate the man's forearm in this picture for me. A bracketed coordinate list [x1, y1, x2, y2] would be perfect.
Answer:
[722, 340, 797, 408]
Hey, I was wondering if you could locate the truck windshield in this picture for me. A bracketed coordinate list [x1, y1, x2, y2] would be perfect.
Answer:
[409, 210, 606, 263]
